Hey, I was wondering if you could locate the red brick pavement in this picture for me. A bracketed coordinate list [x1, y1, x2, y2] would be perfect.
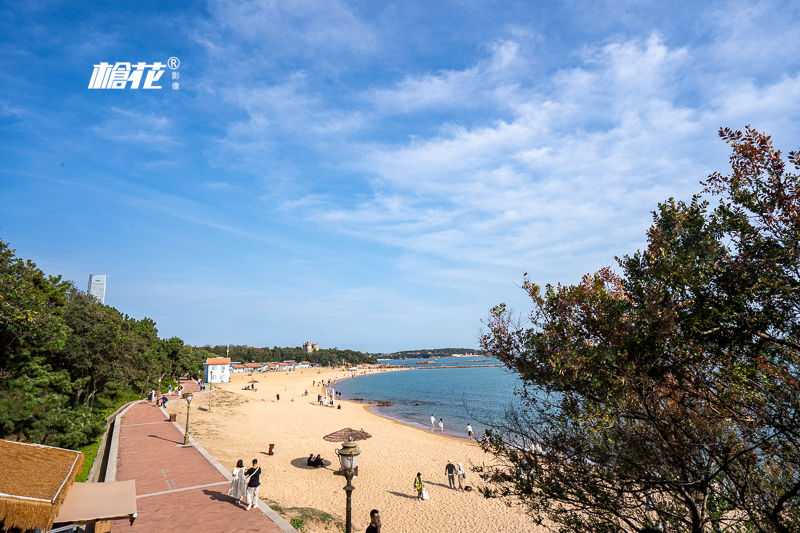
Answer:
[112, 381, 286, 533]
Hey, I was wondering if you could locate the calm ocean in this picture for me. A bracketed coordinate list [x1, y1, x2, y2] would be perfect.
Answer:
[333, 357, 522, 439]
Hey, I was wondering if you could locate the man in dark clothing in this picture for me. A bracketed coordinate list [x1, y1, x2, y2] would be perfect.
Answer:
[366, 509, 381, 533]
[244, 459, 261, 510]
[445, 460, 457, 489]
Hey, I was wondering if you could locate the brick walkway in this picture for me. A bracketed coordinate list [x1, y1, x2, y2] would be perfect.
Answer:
[111, 379, 293, 533]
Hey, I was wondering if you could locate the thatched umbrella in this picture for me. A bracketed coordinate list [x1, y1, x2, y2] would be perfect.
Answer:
[0, 440, 84, 532]
[323, 428, 372, 442]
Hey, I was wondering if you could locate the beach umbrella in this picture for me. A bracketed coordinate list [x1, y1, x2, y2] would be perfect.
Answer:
[323, 428, 372, 442]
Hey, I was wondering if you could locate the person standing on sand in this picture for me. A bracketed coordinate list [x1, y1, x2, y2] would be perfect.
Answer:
[366, 509, 381, 533]
[439, 418, 444, 434]
[414, 473, 425, 500]
[244, 459, 261, 510]
[456, 462, 466, 490]
[445, 460, 457, 489]
[431, 415, 435, 429]
[467, 423, 474, 441]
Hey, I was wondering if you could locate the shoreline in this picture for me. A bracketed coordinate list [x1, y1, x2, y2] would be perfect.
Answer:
[330, 364, 502, 441]
[167, 366, 543, 533]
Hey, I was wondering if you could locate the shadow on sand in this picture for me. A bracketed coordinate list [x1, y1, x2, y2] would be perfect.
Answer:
[289, 456, 333, 469]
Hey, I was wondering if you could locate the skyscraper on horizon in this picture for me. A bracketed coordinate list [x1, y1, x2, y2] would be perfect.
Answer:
[88, 274, 106, 304]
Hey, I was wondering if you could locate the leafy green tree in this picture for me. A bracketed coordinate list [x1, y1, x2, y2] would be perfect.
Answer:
[479, 127, 800, 533]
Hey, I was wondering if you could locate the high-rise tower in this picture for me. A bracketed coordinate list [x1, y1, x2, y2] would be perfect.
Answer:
[87, 274, 106, 304]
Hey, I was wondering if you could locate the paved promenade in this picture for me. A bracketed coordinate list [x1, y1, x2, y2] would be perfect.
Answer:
[110, 380, 294, 533]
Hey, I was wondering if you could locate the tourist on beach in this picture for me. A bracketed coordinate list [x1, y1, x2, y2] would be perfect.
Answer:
[439, 418, 444, 434]
[467, 423, 474, 441]
[431, 415, 435, 429]
[158, 395, 168, 408]
[414, 473, 425, 500]
[276, 393, 280, 401]
[228, 459, 246, 504]
[456, 462, 467, 490]
[244, 459, 261, 511]
[445, 460, 457, 489]
[366, 509, 381, 533]
[307, 454, 315, 466]
[312, 454, 324, 467]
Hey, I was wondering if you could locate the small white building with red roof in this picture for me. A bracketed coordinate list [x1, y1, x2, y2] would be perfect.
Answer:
[204, 357, 231, 383]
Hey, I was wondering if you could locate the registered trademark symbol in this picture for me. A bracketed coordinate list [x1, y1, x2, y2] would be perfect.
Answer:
[168, 57, 180, 69]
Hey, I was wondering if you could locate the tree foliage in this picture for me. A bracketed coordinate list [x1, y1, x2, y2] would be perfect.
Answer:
[200, 344, 377, 366]
[0, 241, 200, 449]
[479, 127, 800, 533]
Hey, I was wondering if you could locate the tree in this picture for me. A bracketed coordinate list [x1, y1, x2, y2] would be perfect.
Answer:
[479, 127, 800, 533]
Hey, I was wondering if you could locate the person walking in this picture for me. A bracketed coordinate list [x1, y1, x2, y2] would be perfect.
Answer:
[414, 473, 425, 500]
[456, 462, 466, 490]
[445, 460, 456, 490]
[431, 415, 435, 429]
[439, 418, 444, 434]
[366, 509, 381, 533]
[244, 459, 261, 510]
[228, 459, 246, 505]
[467, 423, 474, 441]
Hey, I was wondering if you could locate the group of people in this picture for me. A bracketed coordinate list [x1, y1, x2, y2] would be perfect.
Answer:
[412, 460, 468, 501]
[429, 415, 476, 441]
[146, 388, 169, 408]
[306, 454, 325, 467]
[228, 459, 262, 511]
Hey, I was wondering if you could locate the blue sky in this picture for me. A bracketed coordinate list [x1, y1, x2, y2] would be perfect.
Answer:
[1, 0, 799, 352]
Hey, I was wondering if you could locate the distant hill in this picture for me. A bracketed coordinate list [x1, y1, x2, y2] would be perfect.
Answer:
[379, 348, 485, 359]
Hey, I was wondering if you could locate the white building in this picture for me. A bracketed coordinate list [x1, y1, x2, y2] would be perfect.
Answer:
[87, 274, 106, 304]
[204, 357, 231, 383]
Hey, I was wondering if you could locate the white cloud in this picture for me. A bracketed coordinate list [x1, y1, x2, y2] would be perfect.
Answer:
[207, 0, 377, 57]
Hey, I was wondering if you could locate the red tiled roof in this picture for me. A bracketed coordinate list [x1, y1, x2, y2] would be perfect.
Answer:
[244, 363, 261, 368]
[205, 358, 231, 365]
[231, 365, 245, 369]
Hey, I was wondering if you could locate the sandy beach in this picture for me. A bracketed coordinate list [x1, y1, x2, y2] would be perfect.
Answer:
[167, 368, 547, 533]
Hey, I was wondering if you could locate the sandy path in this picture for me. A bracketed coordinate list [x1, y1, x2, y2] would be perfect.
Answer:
[168, 368, 546, 533]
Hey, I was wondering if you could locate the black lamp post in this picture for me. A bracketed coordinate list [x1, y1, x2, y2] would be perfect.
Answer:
[336, 437, 361, 533]
[183, 392, 193, 446]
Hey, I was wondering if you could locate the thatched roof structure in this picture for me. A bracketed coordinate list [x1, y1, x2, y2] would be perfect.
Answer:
[0, 440, 84, 532]
[323, 428, 372, 442]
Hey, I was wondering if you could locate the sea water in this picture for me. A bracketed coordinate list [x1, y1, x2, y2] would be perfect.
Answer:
[334, 358, 522, 439]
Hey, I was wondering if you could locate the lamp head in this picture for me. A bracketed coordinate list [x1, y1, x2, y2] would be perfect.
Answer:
[336, 437, 362, 472]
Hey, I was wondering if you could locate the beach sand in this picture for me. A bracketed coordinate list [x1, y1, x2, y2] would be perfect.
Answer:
[167, 368, 547, 533]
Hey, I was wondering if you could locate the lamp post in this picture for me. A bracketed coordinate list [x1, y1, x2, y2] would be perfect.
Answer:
[183, 392, 193, 446]
[336, 437, 361, 533]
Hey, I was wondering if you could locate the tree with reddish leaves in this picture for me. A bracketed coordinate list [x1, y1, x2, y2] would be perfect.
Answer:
[479, 127, 800, 533]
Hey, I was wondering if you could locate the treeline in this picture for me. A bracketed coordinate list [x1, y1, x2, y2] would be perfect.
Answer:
[200, 344, 378, 367]
[383, 348, 484, 359]
[0, 240, 209, 450]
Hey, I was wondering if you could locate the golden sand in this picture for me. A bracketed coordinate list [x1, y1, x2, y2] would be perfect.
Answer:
[168, 367, 546, 533]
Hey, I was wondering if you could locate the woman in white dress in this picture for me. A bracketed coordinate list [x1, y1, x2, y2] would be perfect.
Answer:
[228, 459, 246, 504]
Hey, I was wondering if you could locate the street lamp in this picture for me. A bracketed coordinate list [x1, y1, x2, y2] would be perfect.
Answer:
[183, 392, 194, 446]
[335, 437, 361, 533]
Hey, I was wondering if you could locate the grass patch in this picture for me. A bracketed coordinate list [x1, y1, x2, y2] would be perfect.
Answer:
[263, 500, 344, 531]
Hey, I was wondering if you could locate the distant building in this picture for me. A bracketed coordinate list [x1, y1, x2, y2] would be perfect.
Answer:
[204, 357, 231, 383]
[303, 341, 319, 353]
[87, 274, 106, 304]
